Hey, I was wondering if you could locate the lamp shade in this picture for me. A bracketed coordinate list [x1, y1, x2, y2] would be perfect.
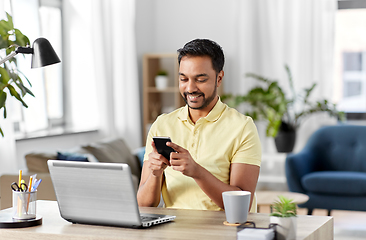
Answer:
[31, 37, 61, 68]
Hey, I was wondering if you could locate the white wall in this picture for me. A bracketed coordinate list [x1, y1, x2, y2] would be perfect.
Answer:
[135, 0, 244, 94]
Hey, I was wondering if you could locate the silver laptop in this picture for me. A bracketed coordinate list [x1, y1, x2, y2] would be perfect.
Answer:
[47, 160, 176, 228]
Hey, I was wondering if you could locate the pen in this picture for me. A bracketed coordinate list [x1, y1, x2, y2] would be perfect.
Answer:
[32, 179, 42, 192]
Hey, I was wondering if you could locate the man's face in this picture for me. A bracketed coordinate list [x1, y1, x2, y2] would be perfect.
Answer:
[178, 55, 223, 111]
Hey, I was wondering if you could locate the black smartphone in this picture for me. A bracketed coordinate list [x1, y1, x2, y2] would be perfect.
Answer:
[153, 136, 175, 160]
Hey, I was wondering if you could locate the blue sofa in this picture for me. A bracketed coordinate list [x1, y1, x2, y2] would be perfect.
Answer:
[285, 125, 366, 215]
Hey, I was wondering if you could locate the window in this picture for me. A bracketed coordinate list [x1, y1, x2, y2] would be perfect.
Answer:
[11, 0, 64, 134]
[39, 2, 63, 122]
[334, 1, 366, 118]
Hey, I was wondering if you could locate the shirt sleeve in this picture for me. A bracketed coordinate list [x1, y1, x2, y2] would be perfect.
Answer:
[231, 118, 262, 167]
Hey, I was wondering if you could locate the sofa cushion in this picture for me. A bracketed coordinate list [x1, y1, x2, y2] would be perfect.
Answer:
[57, 152, 89, 162]
[132, 146, 146, 167]
[81, 138, 141, 179]
[302, 171, 366, 196]
[25, 151, 90, 173]
[25, 152, 57, 173]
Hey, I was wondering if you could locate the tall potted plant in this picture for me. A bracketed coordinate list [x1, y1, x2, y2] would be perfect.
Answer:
[0, 13, 32, 137]
[222, 65, 345, 152]
[270, 195, 297, 240]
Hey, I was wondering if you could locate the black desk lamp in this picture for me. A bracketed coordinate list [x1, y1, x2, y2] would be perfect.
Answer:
[0, 37, 61, 67]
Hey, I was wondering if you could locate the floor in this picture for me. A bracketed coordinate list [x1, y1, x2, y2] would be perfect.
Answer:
[259, 206, 366, 239]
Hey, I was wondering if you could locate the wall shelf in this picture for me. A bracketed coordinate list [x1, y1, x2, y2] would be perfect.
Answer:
[142, 53, 185, 143]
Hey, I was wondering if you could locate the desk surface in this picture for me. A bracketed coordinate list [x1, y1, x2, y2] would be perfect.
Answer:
[0, 201, 333, 240]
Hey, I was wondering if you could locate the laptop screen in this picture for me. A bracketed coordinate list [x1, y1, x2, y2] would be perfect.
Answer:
[48, 160, 143, 227]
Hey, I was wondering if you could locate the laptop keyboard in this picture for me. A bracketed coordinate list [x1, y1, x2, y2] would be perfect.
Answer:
[141, 216, 159, 221]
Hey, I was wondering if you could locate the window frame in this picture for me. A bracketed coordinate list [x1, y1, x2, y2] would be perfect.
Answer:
[39, 0, 65, 129]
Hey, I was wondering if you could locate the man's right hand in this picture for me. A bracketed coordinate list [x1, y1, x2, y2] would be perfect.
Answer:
[146, 142, 170, 177]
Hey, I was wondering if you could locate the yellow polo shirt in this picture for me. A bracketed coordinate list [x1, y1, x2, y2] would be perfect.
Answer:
[144, 99, 262, 212]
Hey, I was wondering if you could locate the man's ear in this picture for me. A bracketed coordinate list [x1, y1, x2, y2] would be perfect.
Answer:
[217, 70, 224, 88]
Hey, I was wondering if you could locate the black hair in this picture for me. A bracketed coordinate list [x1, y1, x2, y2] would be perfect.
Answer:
[177, 39, 225, 73]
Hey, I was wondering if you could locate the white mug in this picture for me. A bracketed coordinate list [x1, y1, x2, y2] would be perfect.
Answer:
[222, 191, 251, 224]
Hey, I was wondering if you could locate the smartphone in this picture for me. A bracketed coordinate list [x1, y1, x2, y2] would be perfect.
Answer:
[153, 136, 175, 160]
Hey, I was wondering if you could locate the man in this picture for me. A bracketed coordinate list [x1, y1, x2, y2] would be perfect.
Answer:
[137, 39, 261, 212]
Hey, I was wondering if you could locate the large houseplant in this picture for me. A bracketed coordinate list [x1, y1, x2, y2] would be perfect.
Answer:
[269, 195, 297, 240]
[223, 65, 345, 152]
[0, 13, 32, 137]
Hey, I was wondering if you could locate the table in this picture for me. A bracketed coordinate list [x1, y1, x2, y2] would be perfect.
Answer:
[0, 200, 332, 240]
[257, 191, 309, 212]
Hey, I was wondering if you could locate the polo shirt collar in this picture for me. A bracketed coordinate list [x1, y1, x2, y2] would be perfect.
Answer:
[178, 97, 226, 123]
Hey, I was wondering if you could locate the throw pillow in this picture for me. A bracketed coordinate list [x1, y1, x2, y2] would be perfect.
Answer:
[57, 152, 89, 162]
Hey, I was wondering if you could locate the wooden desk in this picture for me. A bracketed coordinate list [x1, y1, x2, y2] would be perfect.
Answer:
[0, 201, 332, 240]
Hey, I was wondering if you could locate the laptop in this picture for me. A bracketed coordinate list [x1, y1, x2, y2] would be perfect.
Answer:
[47, 160, 176, 228]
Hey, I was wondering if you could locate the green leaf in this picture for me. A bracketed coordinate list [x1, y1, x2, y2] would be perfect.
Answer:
[6, 12, 13, 30]
[0, 20, 8, 38]
[23, 85, 34, 97]
[3, 105, 6, 118]
[14, 76, 34, 97]
[0, 126, 3, 137]
[0, 37, 8, 48]
[7, 84, 28, 108]
[270, 195, 297, 217]
[14, 80, 26, 96]
[14, 28, 30, 46]
[0, 90, 6, 108]
[17, 69, 32, 87]
[0, 67, 10, 84]
[0, 19, 10, 33]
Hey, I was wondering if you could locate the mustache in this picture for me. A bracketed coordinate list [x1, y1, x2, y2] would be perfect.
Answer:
[184, 91, 204, 97]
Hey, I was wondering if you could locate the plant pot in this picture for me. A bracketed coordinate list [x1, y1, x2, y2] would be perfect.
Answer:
[270, 216, 297, 240]
[275, 130, 296, 153]
[155, 75, 168, 90]
[274, 122, 296, 153]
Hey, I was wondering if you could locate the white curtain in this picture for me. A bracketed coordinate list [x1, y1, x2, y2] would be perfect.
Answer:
[63, 0, 141, 149]
[236, 0, 338, 153]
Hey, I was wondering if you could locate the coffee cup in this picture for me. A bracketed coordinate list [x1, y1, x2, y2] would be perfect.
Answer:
[222, 191, 251, 224]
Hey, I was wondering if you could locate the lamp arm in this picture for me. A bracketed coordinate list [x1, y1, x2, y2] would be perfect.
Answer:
[0, 46, 33, 65]
[0, 51, 17, 65]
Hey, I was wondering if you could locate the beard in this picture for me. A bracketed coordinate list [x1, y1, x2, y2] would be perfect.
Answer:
[181, 80, 218, 110]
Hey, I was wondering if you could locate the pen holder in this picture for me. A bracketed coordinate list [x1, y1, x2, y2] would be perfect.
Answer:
[12, 190, 37, 220]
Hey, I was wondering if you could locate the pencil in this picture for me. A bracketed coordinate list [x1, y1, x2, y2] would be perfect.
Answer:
[18, 170, 22, 186]
[28, 176, 33, 192]
[26, 176, 33, 213]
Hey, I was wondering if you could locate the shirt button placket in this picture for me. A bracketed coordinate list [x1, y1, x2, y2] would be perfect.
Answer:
[191, 124, 199, 158]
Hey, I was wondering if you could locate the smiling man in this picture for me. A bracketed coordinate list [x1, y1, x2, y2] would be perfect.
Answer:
[137, 39, 262, 212]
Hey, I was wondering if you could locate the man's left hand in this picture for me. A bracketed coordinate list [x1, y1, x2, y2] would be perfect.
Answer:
[167, 142, 201, 178]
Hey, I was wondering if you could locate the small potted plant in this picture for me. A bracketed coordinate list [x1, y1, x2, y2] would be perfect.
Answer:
[155, 70, 168, 90]
[269, 195, 297, 240]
